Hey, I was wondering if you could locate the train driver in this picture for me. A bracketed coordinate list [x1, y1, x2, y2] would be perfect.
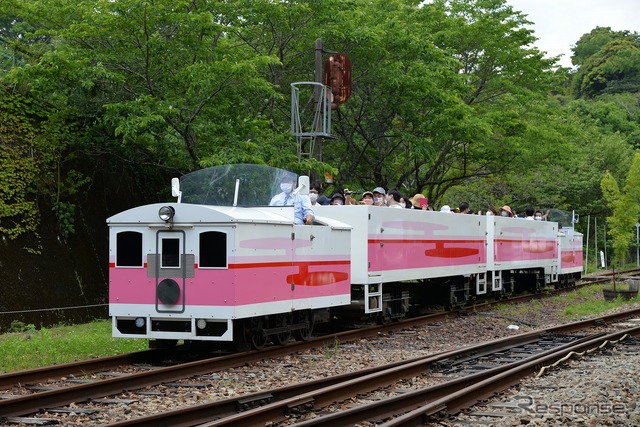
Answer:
[270, 175, 314, 225]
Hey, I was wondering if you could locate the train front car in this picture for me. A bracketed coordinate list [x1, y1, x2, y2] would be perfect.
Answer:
[108, 165, 352, 349]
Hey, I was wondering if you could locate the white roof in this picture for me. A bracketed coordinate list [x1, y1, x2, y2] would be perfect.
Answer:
[107, 203, 293, 225]
[107, 202, 351, 229]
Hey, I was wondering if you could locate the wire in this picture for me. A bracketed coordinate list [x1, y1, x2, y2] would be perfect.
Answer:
[0, 303, 107, 315]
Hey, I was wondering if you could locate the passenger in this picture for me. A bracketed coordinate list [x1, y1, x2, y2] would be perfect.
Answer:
[386, 189, 404, 208]
[360, 191, 374, 205]
[524, 206, 535, 220]
[344, 189, 358, 205]
[499, 205, 514, 218]
[534, 209, 550, 221]
[270, 175, 297, 206]
[330, 193, 346, 206]
[309, 187, 320, 206]
[409, 193, 428, 210]
[400, 195, 413, 209]
[459, 202, 470, 214]
[485, 205, 497, 216]
[440, 205, 451, 213]
[372, 187, 386, 206]
[311, 180, 330, 206]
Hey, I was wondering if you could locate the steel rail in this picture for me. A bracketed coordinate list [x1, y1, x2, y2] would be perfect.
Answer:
[0, 349, 166, 390]
[378, 326, 640, 427]
[188, 333, 606, 427]
[105, 307, 640, 426]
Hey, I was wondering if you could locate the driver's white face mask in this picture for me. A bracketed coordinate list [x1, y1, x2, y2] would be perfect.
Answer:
[280, 183, 293, 193]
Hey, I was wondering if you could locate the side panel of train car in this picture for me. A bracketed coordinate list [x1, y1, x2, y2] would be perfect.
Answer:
[314, 206, 490, 315]
[557, 227, 583, 286]
[314, 206, 567, 310]
[108, 203, 351, 342]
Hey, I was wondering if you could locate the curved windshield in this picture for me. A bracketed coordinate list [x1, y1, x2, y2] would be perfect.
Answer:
[179, 164, 298, 207]
[547, 209, 578, 229]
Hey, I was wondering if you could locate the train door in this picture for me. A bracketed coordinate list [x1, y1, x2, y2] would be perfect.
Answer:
[150, 230, 194, 314]
[289, 225, 312, 309]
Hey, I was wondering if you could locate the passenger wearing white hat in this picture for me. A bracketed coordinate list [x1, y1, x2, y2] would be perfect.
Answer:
[440, 205, 451, 213]
[372, 187, 386, 206]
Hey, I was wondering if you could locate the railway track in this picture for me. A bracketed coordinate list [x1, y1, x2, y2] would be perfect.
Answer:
[1, 278, 636, 425]
[5, 274, 609, 384]
[103, 308, 640, 426]
[3, 306, 639, 426]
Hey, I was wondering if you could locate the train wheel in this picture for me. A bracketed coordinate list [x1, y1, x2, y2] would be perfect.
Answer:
[250, 317, 267, 349]
[377, 310, 392, 325]
[294, 310, 314, 341]
[273, 314, 291, 345]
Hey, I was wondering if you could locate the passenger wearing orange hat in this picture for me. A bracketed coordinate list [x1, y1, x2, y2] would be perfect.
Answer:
[499, 205, 514, 217]
[409, 193, 428, 210]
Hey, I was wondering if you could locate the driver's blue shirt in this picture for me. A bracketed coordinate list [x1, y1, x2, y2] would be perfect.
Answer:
[270, 192, 314, 224]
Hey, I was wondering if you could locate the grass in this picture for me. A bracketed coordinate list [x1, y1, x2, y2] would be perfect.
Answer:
[0, 319, 147, 373]
[563, 283, 638, 319]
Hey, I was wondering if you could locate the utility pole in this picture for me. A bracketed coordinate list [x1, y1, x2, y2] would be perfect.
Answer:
[636, 222, 640, 267]
[313, 38, 324, 162]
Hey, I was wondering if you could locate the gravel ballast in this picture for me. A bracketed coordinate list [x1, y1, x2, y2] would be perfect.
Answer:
[25, 287, 640, 426]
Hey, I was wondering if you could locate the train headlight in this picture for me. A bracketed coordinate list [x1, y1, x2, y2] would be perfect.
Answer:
[196, 319, 207, 330]
[158, 206, 175, 222]
[135, 317, 145, 328]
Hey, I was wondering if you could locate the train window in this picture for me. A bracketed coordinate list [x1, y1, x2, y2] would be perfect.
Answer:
[161, 238, 181, 268]
[199, 231, 227, 268]
[116, 231, 143, 267]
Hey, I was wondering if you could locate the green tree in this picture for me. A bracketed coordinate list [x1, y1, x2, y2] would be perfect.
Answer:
[601, 153, 640, 267]
[571, 31, 640, 98]
[317, 0, 559, 203]
[13, 0, 281, 170]
[571, 27, 636, 68]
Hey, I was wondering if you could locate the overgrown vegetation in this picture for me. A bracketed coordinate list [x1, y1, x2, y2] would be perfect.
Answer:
[1, 0, 639, 248]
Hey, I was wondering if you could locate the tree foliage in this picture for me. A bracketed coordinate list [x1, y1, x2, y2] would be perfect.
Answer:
[312, 0, 561, 204]
[601, 153, 640, 267]
[13, 0, 284, 170]
[0, 0, 639, 249]
[571, 27, 640, 98]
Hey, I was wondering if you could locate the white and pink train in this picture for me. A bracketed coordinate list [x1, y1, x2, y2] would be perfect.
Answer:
[108, 164, 583, 348]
